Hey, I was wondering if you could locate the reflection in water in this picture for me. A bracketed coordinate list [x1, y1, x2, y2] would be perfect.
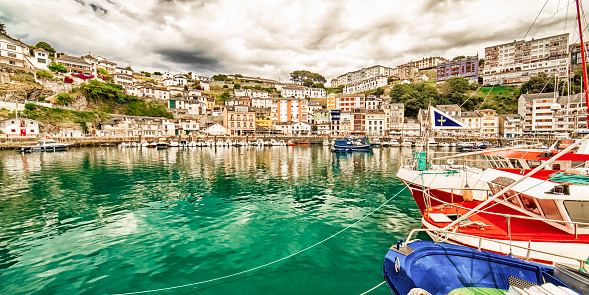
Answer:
[0, 146, 424, 295]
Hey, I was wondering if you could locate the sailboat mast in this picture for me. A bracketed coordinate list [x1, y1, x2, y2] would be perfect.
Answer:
[575, 0, 589, 122]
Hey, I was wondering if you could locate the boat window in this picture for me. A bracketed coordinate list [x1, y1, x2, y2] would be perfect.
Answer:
[488, 183, 501, 195]
[504, 190, 522, 208]
[563, 201, 589, 228]
[536, 199, 564, 221]
[519, 193, 542, 215]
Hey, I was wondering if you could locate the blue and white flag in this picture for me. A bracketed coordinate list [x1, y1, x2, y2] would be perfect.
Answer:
[430, 106, 465, 129]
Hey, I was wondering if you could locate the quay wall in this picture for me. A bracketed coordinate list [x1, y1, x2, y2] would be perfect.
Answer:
[0, 134, 547, 149]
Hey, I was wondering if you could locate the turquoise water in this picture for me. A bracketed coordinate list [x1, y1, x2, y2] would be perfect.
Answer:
[0, 146, 423, 294]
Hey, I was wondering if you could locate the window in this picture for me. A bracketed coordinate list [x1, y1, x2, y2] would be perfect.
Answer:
[7, 44, 16, 50]
[37, 58, 46, 63]
[563, 201, 589, 228]
[519, 193, 541, 215]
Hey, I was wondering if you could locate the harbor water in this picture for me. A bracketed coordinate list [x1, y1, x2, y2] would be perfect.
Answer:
[0, 145, 431, 294]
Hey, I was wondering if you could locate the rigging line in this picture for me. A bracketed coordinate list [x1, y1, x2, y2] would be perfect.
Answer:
[114, 175, 420, 295]
[359, 280, 386, 295]
[524, 0, 550, 39]
[459, 85, 482, 108]
[532, 0, 576, 38]
[476, 84, 494, 111]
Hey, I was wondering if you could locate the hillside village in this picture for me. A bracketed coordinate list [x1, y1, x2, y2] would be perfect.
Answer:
[0, 27, 588, 139]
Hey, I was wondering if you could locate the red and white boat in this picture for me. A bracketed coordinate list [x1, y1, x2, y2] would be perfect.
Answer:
[420, 166, 589, 266]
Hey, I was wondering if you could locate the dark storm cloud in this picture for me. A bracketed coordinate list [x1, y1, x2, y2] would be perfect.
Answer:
[89, 3, 108, 14]
[156, 48, 222, 72]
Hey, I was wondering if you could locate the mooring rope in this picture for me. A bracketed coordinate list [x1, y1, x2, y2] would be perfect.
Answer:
[359, 280, 386, 295]
[114, 176, 419, 295]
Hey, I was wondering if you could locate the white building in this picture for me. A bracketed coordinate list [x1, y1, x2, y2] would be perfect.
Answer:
[234, 88, 252, 97]
[99, 116, 175, 137]
[343, 76, 387, 94]
[478, 109, 500, 137]
[365, 96, 383, 110]
[484, 33, 569, 85]
[252, 98, 273, 108]
[272, 121, 311, 135]
[252, 89, 269, 98]
[305, 87, 326, 98]
[0, 34, 34, 69]
[31, 48, 50, 70]
[336, 65, 393, 86]
[383, 103, 405, 131]
[168, 98, 206, 115]
[202, 123, 227, 135]
[137, 83, 170, 100]
[0, 118, 40, 136]
[365, 110, 385, 136]
[281, 86, 306, 98]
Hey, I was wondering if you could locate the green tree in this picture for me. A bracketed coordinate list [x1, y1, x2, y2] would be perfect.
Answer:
[290, 70, 326, 84]
[55, 93, 73, 105]
[218, 91, 231, 101]
[153, 72, 162, 75]
[373, 87, 385, 96]
[303, 78, 314, 87]
[452, 55, 466, 61]
[314, 82, 325, 88]
[183, 84, 188, 91]
[212, 74, 231, 81]
[234, 74, 243, 78]
[97, 68, 109, 76]
[34, 41, 56, 57]
[36, 70, 53, 79]
[48, 61, 68, 73]
[389, 83, 439, 118]
[0, 22, 6, 35]
[479, 58, 485, 67]
[234, 83, 241, 89]
[124, 66, 133, 71]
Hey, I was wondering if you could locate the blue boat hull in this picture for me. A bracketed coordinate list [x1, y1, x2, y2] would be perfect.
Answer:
[383, 241, 576, 295]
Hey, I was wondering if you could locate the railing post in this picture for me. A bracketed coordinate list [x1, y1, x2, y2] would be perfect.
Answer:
[575, 223, 578, 239]
[525, 241, 531, 261]
[506, 215, 511, 237]
[477, 238, 482, 252]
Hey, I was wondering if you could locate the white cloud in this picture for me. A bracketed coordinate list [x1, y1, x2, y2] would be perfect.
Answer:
[0, 0, 580, 83]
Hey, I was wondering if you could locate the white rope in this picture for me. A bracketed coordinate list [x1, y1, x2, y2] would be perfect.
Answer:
[359, 280, 386, 295]
[114, 178, 416, 295]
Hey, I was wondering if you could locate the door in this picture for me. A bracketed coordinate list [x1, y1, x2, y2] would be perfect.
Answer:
[20, 129, 26, 136]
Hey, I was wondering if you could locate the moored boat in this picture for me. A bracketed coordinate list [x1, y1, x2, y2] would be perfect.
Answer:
[16, 136, 71, 152]
[156, 138, 169, 149]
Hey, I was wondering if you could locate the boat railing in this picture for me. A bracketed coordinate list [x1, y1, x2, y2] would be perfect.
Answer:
[405, 228, 588, 270]
[423, 188, 589, 239]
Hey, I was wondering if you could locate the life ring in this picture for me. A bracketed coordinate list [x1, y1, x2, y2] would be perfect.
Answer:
[447, 159, 454, 165]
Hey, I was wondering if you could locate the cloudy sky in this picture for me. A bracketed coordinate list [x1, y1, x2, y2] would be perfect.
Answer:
[0, 0, 582, 84]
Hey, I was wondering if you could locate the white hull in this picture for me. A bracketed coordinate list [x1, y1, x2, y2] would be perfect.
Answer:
[423, 218, 587, 266]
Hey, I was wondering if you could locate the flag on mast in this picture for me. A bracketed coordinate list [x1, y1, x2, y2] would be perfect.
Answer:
[430, 106, 465, 129]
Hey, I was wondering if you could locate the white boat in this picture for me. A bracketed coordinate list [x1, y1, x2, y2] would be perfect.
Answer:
[438, 142, 450, 147]
[427, 138, 437, 147]
[389, 139, 400, 147]
[401, 141, 412, 147]
[277, 140, 286, 146]
[226, 139, 233, 146]
[169, 141, 179, 147]
[256, 139, 264, 146]
[216, 140, 225, 147]
[323, 139, 330, 146]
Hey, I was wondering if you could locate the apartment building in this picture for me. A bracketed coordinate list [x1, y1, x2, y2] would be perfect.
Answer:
[366, 109, 385, 136]
[167, 98, 206, 115]
[314, 109, 330, 125]
[327, 93, 337, 110]
[336, 65, 393, 86]
[281, 86, 306, 98]
[406, 56, 448, 70]
[499, 114, 523, 138]
[223, 105, 256, 136]
[518, 92, 556, 132]
[351, 109, 366, 134]
[255, 108, 272, 129]
[478, 109, 500, 137]
[461, 112, 482, 135]
[252, 98, 272, 108]
[484, 33, 569, 85]
[436, 56, 479, 83]
[343, 76, 387, 94]
[383, 103, 405, 131]
[270, 97, 308, 123]
[340, 111, 352, 134]
[336, 94, 365, 111]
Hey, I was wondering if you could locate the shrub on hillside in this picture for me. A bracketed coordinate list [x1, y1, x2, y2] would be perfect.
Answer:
[56, 93, 73, 105]
[48, 61, 68, 73]
[36, 70, 53, 79]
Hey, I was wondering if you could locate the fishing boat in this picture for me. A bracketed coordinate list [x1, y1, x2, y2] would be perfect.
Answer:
[156, 138, 169, 149]
[389, 139, 400, 147]
[287, 140, 295, 146]
[322, 139, 330, 146]
[16, 136, 71, 152]
[331, 137, 372, 152]
[297, 141, 310, 145]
